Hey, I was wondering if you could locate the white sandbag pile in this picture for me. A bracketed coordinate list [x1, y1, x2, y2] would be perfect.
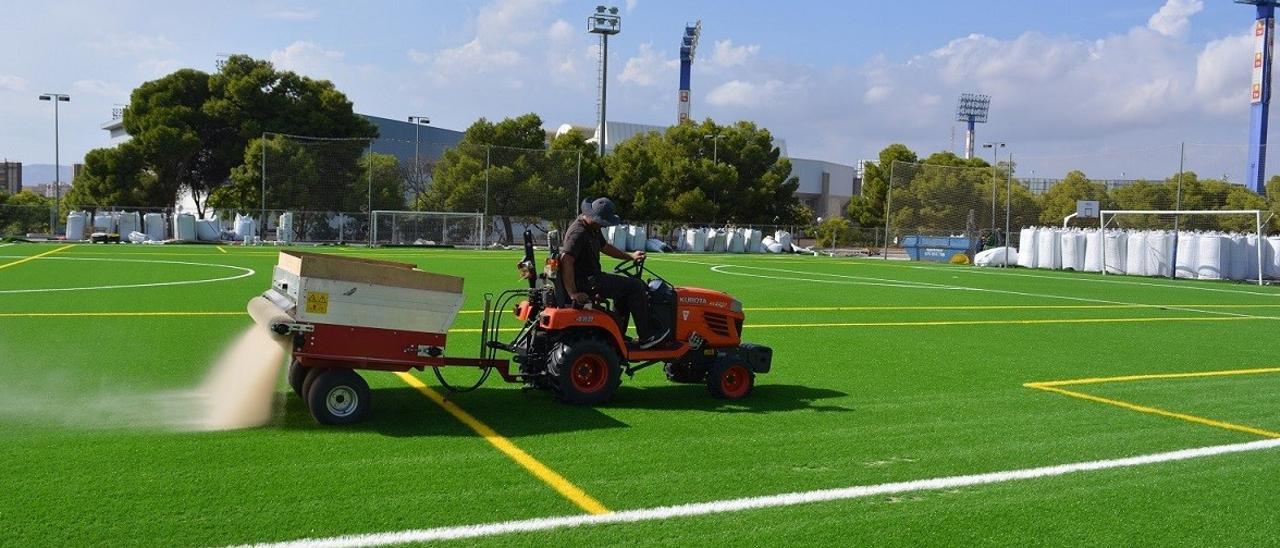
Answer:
[974, 246, 1018, 267]
[627, 225, 647, 252]
[173, 213, 197, 242]
[1083, 229, 1103, 272]
[1012, 225, 1266, 282]
[65, 211, 88, 240]
[144, 212, 166, 241]
[1017, 227, 1038, 268]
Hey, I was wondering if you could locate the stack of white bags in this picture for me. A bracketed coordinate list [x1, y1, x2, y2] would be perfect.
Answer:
[675, 228, 789, 253]
[1008, 226, 1274, 281]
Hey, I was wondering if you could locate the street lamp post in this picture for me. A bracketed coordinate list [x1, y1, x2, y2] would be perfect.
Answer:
[588, 5, 621, 157]
[982, 141, 1006, 236]
[407, 116, 430, 199]
[704, 134, 723, 163]
[39, 93, 70, 236]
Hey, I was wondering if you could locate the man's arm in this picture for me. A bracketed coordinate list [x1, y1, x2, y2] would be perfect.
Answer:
[603, 243, 644, 261]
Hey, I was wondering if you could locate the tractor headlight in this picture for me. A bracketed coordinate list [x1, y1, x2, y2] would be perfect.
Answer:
[729, 299, 742, 313]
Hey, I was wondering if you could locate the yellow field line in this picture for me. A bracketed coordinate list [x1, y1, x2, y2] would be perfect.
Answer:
[1024, 383, 1280, 439]
[1031, 367, 1280, 388]
[0, 311, 244, 318]
[394, 372, 611, 515]
[216, 246, 228, 254]
[0, 244, 72, 271]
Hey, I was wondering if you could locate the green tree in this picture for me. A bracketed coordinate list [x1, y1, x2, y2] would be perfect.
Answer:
[846, 143, 917, 228]
[65, 141, 157, 208]
[359, 153, 408, 212]
[422, 113, 580, 242]
[1038, 170, 1111, 225]
[0, 190, 53, 236]
[71, 55, 374, 214]
[596, 119, 799, 224]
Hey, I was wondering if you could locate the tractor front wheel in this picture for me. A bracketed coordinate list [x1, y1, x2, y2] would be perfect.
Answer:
[305, 369, 371, 425]
[707, 361, 754, 400]
[548, 335, 622, 405]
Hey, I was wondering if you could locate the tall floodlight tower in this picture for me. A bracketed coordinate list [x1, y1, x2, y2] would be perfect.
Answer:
[1239, 1, 1280, 194]
[678, 20, 702, 124]
[588, 5, 621, 156]
[955, 93, 991, 160]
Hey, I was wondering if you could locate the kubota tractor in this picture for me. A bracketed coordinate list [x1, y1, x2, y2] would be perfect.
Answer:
[483, 230, 773, 404]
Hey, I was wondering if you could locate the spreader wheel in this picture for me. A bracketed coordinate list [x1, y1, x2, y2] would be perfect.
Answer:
[548, 335, 621, 405]
[305, 369, 371, 425]
[707, 361, 754, 400]
[287, 360, 308, 397]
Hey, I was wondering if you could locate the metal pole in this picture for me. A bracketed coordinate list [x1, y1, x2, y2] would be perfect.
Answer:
[599, 34, 608, 157]
[367, 140, 373, 246]
[882, 162, 895, 259]
[1257, 211, 1265, 286]
[1004, 153, 1013, 268]
[54, 98, 62, 235]
[414, 123, 420, 200]
[1170, 142, 1184, 279]
[713, 137, 718, 163]
[990, 146, 998, 236]
[575, 150, 582, 217]
[260, 132, 267, 241]
[483, 145, 491, 248]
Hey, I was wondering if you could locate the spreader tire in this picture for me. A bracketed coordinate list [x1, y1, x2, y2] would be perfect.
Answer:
[707, 361, 754, 400]
[287, 360, 308, 397]
[305, 369, 371, 425]
[301, 366, 326, 407]
[548, 335, 621, 405]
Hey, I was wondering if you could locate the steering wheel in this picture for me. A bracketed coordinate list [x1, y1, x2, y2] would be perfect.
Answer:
[613, 256, 646, 279]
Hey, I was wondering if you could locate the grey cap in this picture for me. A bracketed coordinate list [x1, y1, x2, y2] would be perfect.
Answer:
[580, 197, 622, 227]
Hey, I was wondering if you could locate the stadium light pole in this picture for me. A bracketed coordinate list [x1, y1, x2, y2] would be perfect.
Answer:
[956, 93, 991, 159]
[408, 116, 430, 198]
[588, 5, 621, 157]
[982, 142, 1006, 236]
[39, 93, 70, 235]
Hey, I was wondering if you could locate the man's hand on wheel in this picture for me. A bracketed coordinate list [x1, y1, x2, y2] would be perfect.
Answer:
[630, 250, 646, 261]
[571, 292, 590, 305]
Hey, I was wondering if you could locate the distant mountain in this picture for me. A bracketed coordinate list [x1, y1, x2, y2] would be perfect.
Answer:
[21, 164, 74, 187]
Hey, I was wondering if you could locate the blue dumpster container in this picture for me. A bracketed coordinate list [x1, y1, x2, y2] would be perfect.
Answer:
[903, 235, 972, 262]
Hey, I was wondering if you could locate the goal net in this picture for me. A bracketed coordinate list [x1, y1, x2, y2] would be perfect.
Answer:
[885, 160, 1037, 258]
[1098, 209, 1268, 285]
[371, 210, 485, 247]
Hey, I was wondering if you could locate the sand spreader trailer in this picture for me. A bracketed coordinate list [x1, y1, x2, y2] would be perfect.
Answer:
[250, 240, 771, 425]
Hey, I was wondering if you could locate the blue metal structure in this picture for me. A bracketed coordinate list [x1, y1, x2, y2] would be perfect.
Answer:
[1240, 1, 1280, 194]
[678, 21, 701, 124]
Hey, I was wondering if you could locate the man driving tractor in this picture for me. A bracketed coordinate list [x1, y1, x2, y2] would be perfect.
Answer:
[560, 197, 670, 350]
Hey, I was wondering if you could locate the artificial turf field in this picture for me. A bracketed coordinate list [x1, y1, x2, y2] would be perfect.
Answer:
[3, 241, 1280, 546]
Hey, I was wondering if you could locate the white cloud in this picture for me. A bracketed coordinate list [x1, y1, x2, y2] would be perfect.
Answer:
[0, 74, 29, 92]
[264, 8, 318, 21]
[709, 40, 760, 68]
[618, 43, 677, 86]
[269, 41, 346, 80]
[71, 79, 127, 97]
[88, 32, 176, 56]
[1195, 31, 1252, 114]
[625, 0, 637, 12]
[1147, 0, 1203, 38]
[706, 79, 798, 108]
[407, 49, 431, 64]
[138, 59, 180, 78]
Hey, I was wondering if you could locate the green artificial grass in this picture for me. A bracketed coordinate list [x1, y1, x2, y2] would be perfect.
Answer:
[1, 242, 1278, 546]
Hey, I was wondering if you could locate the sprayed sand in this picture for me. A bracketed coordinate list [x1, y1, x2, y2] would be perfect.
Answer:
[194, 325, 290, 431]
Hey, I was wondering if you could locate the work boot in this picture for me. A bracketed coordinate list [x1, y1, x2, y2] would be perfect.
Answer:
[634, 328, 671, 350]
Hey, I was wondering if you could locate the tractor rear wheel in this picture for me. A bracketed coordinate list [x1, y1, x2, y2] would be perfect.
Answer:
[548, 335, 621, 405]
[305, 369, 371, 425]
[707, 361, 754, 400]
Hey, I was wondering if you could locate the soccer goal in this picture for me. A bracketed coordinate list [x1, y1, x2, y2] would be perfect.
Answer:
[1099, 209, 1267, 285]
[371, 210, 485, 248]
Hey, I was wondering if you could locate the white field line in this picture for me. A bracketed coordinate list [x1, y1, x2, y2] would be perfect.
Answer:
[0, 255, 255, 294]
[705, 263, 1280, 321]
[854, 257, 1280, 298]
[239, 438, 1280, 548]
[0, 243, 13, 248]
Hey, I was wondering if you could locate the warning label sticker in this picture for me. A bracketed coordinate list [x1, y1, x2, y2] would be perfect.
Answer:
[305, 291, 329, 314]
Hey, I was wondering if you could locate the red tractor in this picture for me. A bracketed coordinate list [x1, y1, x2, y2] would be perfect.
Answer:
[484, 230, 773, 404]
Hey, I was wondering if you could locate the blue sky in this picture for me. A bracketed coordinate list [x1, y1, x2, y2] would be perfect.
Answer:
[0, 0, 1272, 182]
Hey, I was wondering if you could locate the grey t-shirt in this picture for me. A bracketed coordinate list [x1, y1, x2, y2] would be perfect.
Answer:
[561, 217, 603, 289]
